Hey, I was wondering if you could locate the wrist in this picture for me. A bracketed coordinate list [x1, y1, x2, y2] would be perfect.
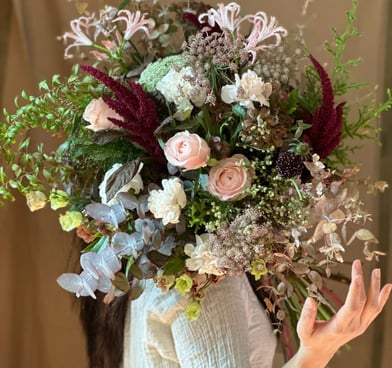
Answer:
[284, 346, 336, 368]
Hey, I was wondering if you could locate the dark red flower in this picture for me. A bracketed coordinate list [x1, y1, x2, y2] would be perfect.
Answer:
[303, 55, 345, 159]
[80, 65, 163, 161]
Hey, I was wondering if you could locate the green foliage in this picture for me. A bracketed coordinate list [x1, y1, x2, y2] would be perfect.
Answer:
[68, 136, 145, 174]
[302, 0, 392, 170]
[324, 0, 365, 96]
[0, 66, 102, 203]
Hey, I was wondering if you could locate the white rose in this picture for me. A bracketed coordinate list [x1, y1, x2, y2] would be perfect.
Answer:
[156, 67, 207, 121]
[221, 70, 272, 110]
[99, 162, 144, 205]
[184, 234, 224, 276]
[147, 178, 186, 225]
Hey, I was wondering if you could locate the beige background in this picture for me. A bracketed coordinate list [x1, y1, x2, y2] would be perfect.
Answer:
[0, 0, 391, 367]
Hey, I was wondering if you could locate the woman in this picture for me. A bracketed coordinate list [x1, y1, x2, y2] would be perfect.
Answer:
[81, 259, 391, 367]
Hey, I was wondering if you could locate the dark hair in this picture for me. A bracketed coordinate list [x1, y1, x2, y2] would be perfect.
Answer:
[79, 292, 129, 368]
[70, 234, 127, 368]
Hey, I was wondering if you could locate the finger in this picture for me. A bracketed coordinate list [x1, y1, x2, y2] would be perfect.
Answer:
[360, 282, 392, 329]
[338, 261, 366, 318]
[297, 297, 317, 341]
[377, 284, 392, 311]
[366, 268, 381, 307]
[360, 268, 382, 325]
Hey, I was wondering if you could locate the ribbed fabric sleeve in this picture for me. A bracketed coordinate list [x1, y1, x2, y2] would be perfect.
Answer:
[123, 275, 277, 368]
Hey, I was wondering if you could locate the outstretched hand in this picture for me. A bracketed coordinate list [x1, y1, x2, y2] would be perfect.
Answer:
[284, 260, 392, 368]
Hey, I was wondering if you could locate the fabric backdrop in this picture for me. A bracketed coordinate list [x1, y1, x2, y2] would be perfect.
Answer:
[0, 1, 391, 367]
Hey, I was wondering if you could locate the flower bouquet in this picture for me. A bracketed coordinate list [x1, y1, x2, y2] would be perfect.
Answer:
[1, 0, 391, 358]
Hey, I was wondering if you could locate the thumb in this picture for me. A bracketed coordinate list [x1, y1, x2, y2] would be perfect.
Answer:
[297, 297, 317, 340]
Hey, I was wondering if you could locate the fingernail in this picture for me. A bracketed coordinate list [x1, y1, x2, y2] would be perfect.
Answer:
[304, 297, 315, 309]
[374, 268, 380, 279]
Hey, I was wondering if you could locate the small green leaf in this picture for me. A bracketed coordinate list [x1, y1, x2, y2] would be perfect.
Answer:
[164, 257, 185, 275]
[82, 235, 110, 253]
[130, 263, 144, 280]
[146, 250, 170, 267]
[39, 80, 49, 91]
[118, 0, 131, 10]
[112, 272, 130, 292]
[130, 283, 144, 300]
[125, 256, 134, 278]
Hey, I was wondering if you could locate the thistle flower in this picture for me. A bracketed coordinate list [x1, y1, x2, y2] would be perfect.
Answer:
[276, 151, 304, 179]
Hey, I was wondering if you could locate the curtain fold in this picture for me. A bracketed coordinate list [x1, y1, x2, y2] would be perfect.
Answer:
[0, 1, 390, 367]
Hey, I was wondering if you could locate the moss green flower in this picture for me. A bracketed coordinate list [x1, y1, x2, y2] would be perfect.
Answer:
[174, 274, 193, 296]
[185, 302, 201, 322]
[250, 259, 268, 280]
[139, 54, 188, 93]
[26, 191, 47, 212]
[59, 211, 83, 232]
[49, 189, 69, 210]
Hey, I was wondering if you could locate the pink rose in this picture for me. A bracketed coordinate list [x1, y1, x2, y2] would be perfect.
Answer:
[164, 131, 210, 170]
[83, 97, 124, 131]
[207, 154, 253, 201]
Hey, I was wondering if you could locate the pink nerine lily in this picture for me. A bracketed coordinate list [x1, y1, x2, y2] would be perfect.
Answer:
[112, 10, 154, 40]
[198, 2, 243, 32]
[62, 15, 95, 59]
[245, 12, 288, 63]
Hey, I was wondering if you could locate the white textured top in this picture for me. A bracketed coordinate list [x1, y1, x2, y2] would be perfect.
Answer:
[123, 275, 277, 368]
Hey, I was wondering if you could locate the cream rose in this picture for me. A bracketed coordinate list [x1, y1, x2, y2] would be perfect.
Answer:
[164, 131, 210, 170]
[147, 178, 186, 225]
[83, 97, 124, 131]
[207, 154, 253, 201]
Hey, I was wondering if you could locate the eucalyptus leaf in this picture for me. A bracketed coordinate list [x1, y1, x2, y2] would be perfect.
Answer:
[151, 230, 162, 249]
[112, 272, 130, 292]
[291, 262, 309, 275]
[130, 263, 144, 280]
[85, 202, 126, 228]
[112, 232, 142, 257]
[164, 257, 185, 275]
[116, 192, 138, 210]
[130, 283, 144, 300]
[147, 250, 170, 267]
[355, 228, 378, 242]
[308, 270, 323, 289]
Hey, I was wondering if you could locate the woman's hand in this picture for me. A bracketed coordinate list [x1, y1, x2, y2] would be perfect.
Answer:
[284, 260, 392, 368]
